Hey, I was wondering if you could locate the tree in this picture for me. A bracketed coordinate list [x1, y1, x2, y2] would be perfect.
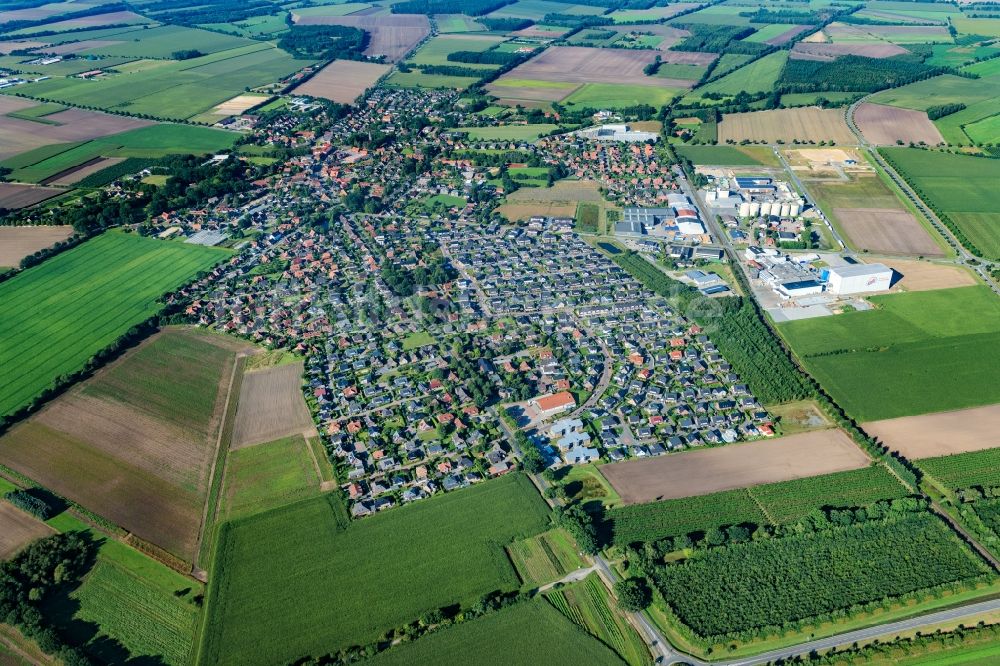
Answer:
[614, 578, 651, 612]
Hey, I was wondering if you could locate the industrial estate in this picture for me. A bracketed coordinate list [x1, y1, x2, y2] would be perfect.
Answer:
[0, 0, 999, 665]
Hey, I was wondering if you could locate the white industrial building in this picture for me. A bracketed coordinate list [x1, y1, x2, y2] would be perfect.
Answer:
[575, 124, 658, 142]
[823, 263, 893, 295]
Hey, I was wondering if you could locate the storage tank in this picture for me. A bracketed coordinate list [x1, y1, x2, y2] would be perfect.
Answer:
[748, 202, 760, 216]
[739, 202, 751, 217]
[779, 203, 790, 217]
[759, 202, 772, 216]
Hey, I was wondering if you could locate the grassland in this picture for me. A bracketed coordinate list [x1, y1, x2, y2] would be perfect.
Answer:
[407, 34, 504, 70]
[221, 435, 321, 520]
[691, 51, 788, 98]
[559, 463, 621, 507]
[455, 123, 559, 141]
[918, 448, 1000, 490]
[779, 286, 1000, 421]
[385, 69, 480, 89]
[545, 574, 652, 666]
[563, 83, 680, 110]
[200, 474, 551, 664]
[508, 528, 583, 588]
[675, 145, 777, 166]
[0, 232, 230, 419]
[364, 599, 625, 665]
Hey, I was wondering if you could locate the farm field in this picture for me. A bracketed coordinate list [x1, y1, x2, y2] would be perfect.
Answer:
[496, 46, 685, 88]
[0, 226, 74, 267]
[364, 599, 624, 666]
[455, 123, 558, 141]
[881, 148, 1000, 260]
[833, 208, 944, 257]
[293, 14, 430, 62]
[563, 83, 682, 110]
[656, 513, 989, 641]
[778, 286, 1000, 421]
[675, 145, 778, 166]
[918, 447, 1000, 491]
[854, 103, 944, 146]
[0, 328, 250, 560]
[385, 69, 480, 89]
[290, 59, 390, 103]
[880, 258, 976, 292]
[0, 183, 63, 209]
[717, 107, 854, 144]
[545, 574, 652, 666]
[864, 404, 1000, 460]
[200, 473, 551, 664]
[221, 435, 322, 520]
[0, 501, 54, 559]
[600, 429, 869, 505]
[691, 51, 788, 98]
[0, 232, 231, 419]
[231, 362, 313, 448]
[488, 0, 605, 20]
[508, 528, 583, 588]
[499, 179, 605, 221]
[407, 34, 504, 70]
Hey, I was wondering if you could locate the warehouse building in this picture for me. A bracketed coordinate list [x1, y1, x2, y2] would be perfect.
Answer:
[823, 264, 893, 295]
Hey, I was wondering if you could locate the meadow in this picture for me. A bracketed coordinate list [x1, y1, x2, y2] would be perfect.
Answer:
[508, 528, 583, 588]
[656, 513, 988, 640]
[221, 435, 321, 520]
[0, 232, 231, 419]
[691, 51, 788, 98]
[675, 145, 776, 166]
[200, 474, 551, 664]
[918, 448, 1000, 490]
[364, 599, 624, 665]
[456, 123, 558, 141]
[407, 34, 504, 70]
[563, 83, 680, 110]
[779, 286, 1000, 421]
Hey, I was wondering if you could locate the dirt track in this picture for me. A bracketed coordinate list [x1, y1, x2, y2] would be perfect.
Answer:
[835, 208, 945, 257]
[865, 404, 1000, 460]
[601, 430, 869, 504]
[232, 362, 314, 448]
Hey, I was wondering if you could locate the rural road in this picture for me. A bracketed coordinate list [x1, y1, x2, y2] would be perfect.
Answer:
[537, 565, 596, 592]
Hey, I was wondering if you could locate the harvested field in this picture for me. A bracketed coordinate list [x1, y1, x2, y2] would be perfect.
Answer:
[601, 430, 869, 504]
[498, 201, 577, 221]
[0, 225, 73, 267]
[0, 40, 49, 54]
[513, 26, 568, 38]
[0, 328, 252, 561]
[486, 82, 580, 103]
[865, 404, 1000, 460]
[506, 179, 603, 203]
[497, 46, 701, 87]
[43, 156, 125, 186]
[854, 103, 944, 146]
[210, 94, 271, 115]
[0, 502, 54, 559]
[882, 259, 976, 292]
[0, 183, 63, 209]
[293, 14, 430, 61]
[0, 108, 151, 161]
[791, 42, 910, 60]
[718, 107, 854, 144]
[291, 60, 391, 103]
[231, 361, 314, 449]
[833, 208, 945, 256]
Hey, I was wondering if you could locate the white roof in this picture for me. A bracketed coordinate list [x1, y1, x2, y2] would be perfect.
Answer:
[828, 263, 891, 278]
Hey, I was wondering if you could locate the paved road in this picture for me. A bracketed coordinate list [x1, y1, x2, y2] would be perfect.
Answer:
[771, 148, 849, 252]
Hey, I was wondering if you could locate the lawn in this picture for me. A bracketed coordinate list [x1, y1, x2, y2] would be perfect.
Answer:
[221, 435, 321, 520]
[363, 599, 624, 665]
[0, 231, 231, 419]
[402, 329, 436, 350]
[562, 83, 681, 109]
[455, 123, 559, 141]
[779, 286, 1000, 421]
[200, 474, 551, 664]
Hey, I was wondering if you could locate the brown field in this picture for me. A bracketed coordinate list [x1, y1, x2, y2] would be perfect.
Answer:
[291, 60, 391, 103]
[497, 46, 691, 87]
[854, 103, 944, 146]
[0, 40, 49, 54]
[0, 225, 73, 267]
[231, 361, 314, 449]
[0, 502, 54, 559]
[718, 107, 854, 144]
[498, 201, 578, 221]
[513, 26, 568, 38]
[864, 404, 1000, 459]
[505, 179, 604, 203]
[0, 184, 64, 209]
[882, 258, 976, 292]
[791, 42, 910, 60]
[0, 106, 151, 161]
[833, 208, 945, 256]
[294, 14, 430, 61]
[601, 429, 869, 504]
[25, 10, 148, 32]
[44, 156, 125, 186]
[0, 329, 251, 561]
[486, 82, 580, 104]
[765, 25, 813, 46]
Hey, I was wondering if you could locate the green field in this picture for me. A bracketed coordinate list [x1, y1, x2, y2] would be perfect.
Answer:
[0, 231, 231, 419]
[781, 91, 862, 107]
[918, 448, 1000, 490]
[455, 123, 559, 141]
[407, 34, 504, 70]
[693, 51, 788, 98]
[84, 25, 258, 58]
[545, 574, 652, 666]
[563, 83, 681, 110]
[779, 286, 1000, 421]
[402, 329, 437, 349]
[868, 74, 997, 112]
[385, 69, 480, 90]
[201, 474, 551, 664]
[881, 148, 1000, 259]
[364, 599, 625, 665]
[744, 24, 799, 43]
[675, 145, 775, 166]
[487, 0, 605, 20]
[508, 528, 583, 587]
[656, 63, 708, 81]
[221, 435, 321, 520]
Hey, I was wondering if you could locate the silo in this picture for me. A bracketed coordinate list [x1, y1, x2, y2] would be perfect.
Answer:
[739, 202, 751, 217]
[760, 202, 772, 216]
[789, 203, 801, 217]
[748, 202, 760, 216]
[780, 203, 791, 217]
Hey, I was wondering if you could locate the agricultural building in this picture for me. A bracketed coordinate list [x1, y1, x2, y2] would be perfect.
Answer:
[823, 263, 892, 295]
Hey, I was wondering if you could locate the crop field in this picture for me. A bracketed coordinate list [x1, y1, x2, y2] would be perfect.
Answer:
[881, 148, 1000, 260]
[294, 14, 430, 62]
[866, 404, 1000, 461]
[497, 46, 681, 87]
[201, 474, 551, 664]
[290, 59, 390, 103]
[455, 123, 559, 141]
[434, 14, 485, 33]
[779, 286, 1000, 421]
[488, 0, 605, 20]
[692, 51, 788, 98]
[656, 513, 988, 640]
[854, 103, 944, 146]
[791, 41, 910, 60]
[675, 145, 778, 166]
[833, 208, 944, 257]
[0, 232, 231, 419]
[0, 183, 63, 209]
[0, 502, 54, 559]
[609, 3, 696, 22]
[231, 362, 313, 448]
[11, 9, 150, 35]
[545, 574, 652, 666]
[0, 328, 249, 560]
[601, 430, 869, 506]
[563, 83, 682, 109]
[385, 69, 480, 90]
[365, 599, 624, 666]
[508, 528, 583, 588]
[222, 435, 321, 520]
[879, 258, 975, 292]
[408, 34, 504, 69]
[0, 226, 74, 267]
[919, 447, 1000, 490]
[717, 107, 854, 144]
